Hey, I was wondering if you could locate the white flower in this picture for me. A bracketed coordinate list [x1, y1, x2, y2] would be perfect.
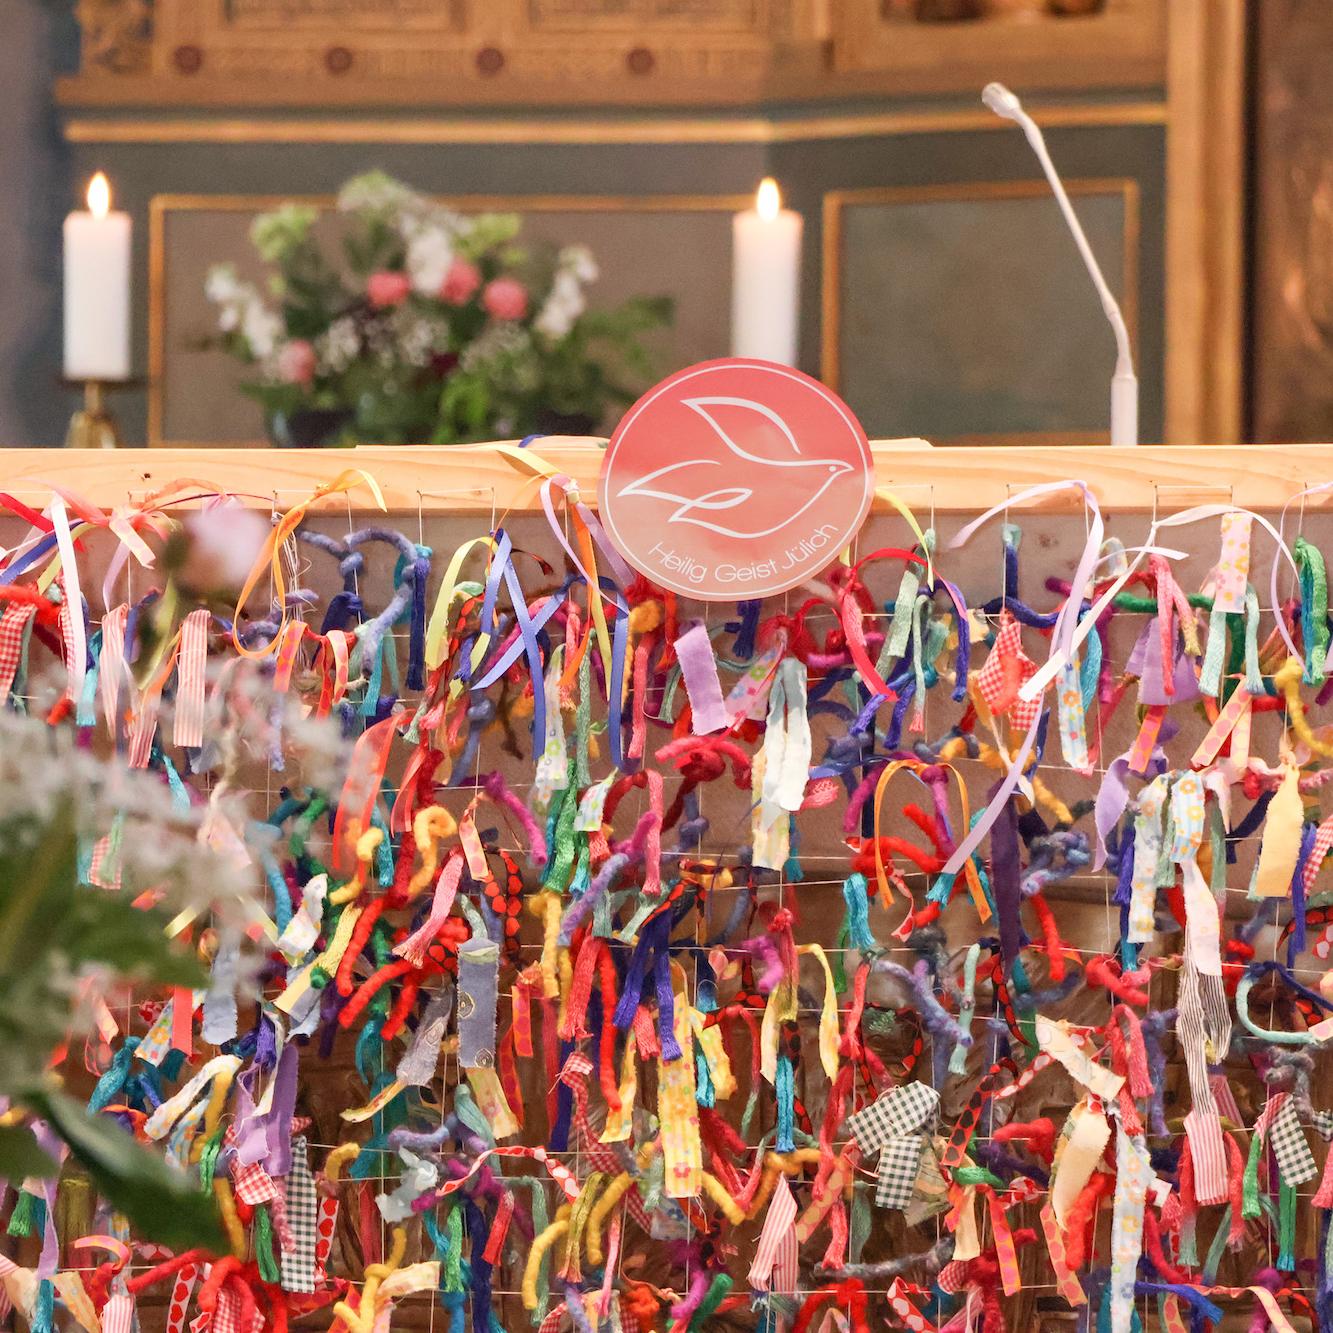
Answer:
[558, 244, 598, 284]
[405, 226, 454, 298]
[241, 301, 283, 359]
[533, 270, 586, 340]
[205, 263, 243, 305]
[399, 205, 462, 242]
[337, 170, 421, 216]
[316, 317, 361, 375]
[460, 322, 529, 372]
[394, 311, 440, 367]
[206, 265, 268, 337]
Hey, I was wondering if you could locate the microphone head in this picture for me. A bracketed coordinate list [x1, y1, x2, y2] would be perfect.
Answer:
[982, 82, 1024, 121]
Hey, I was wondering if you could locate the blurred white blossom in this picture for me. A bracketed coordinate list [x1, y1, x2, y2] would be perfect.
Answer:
[534, 246, 598, 339]
[179, 501, 271, 595]
[316, 317, 361, 375]
[337, 170, 422, 218]
[406, 226, 455, 297]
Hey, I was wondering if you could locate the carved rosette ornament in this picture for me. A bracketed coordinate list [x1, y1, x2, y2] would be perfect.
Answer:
[75, 0, 153, 75]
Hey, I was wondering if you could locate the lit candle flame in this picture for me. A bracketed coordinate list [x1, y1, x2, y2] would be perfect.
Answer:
[87, 172, 111, 220]
[756, 177, 781, 222]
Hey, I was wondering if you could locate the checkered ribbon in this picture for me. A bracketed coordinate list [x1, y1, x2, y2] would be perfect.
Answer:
[1269, 1096, 1317, 1187]
[975, 610, 1039, 729]
[0, 602, 36, 702]
[201, 1280, 257, 1333]
[280, 1137, 320, 1294]
[87, 819, 124, 891]
[1305, 812, 1333, 893]
[846, 1082, 940, 1208]
[557, 1053, 653, 1232]
[230, 1160, 295, 1252]
[936, 1261, 967, 1296]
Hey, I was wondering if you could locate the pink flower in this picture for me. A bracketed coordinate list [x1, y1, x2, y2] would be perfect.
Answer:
[482, 276, 528, 322]
[276, 338, 316, 386]
[439, 258, 482, 305]
[367, 270, 411, 308]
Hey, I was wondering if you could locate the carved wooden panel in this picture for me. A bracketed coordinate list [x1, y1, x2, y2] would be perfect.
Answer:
[834, 0, 1165, 92]
[65, 0, 1163, 105]
[525, 0, 764, 28]
[91, 0, 788, 101]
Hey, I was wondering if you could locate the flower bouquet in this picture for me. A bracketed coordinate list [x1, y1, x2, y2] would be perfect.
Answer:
[206, 171, 673, 446]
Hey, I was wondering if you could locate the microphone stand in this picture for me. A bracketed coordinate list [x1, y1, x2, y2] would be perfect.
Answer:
[983, 81, 1139, 448]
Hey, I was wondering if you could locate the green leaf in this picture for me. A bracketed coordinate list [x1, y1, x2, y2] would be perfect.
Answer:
[0, 799, 78, 979]
[60, 891, 207, 990]
[28, 1090, 226, 1254]
[0, 1125, 57, 1180]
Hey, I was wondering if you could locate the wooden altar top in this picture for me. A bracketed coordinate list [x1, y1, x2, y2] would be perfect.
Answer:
[0, 441, 1321, 515]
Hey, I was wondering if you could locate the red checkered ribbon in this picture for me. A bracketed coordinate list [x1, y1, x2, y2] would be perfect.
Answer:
[557, 1053, 653, 1232]
[975, 609, 1040, 729]
[230, 1160, 295, 1252]
[0, 602, 36, 702]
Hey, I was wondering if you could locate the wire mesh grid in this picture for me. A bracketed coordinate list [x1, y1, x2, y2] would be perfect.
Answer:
[1, 481, 1329, 1331]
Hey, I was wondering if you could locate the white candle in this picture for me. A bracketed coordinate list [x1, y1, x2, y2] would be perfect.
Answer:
[731, 177, 803, 365]
[63, 172, 131, 381]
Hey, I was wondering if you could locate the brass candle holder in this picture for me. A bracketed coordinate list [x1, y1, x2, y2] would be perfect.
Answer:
[65, 380, 124, 449]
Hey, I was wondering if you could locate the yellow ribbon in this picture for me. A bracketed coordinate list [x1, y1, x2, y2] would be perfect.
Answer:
[870, 759, 982, 913]
[424, 536, 496, 670]
[1253, 759, 1304, 897]
[796, 944, 841, 1082]
[874, 484, 935, 585]
[333, 1225, 406, 1333]
[232, 469, 385, 659]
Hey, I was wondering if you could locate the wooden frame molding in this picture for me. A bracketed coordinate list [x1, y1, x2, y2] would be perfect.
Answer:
[1164, 0, 1248, 445]
[821, 179, 1141, 446]
[147, 191, 748, 448]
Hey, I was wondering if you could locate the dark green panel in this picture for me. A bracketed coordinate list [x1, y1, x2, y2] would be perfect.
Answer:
[773, 121, 1167, 442]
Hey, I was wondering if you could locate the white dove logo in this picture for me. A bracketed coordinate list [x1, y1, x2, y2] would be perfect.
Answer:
[614, 396, 856, 540]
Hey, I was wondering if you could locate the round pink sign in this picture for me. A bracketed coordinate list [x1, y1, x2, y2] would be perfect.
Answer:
[599, 359, 874, 601]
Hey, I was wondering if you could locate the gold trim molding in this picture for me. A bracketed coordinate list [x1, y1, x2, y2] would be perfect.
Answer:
[68, 102, 1166, 146]
[821, 178, 1141, 446]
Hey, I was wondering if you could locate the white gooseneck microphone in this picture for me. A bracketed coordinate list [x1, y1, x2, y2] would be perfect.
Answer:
[982, 82, 1139, 448]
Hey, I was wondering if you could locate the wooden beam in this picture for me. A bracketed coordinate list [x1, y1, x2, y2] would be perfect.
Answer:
[0, 441, 1328, 515]
[1165, 0, 1248, 445]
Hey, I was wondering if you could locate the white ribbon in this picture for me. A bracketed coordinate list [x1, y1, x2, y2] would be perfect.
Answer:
[50, 498, 86, 703]
[761, 657, 811, 814]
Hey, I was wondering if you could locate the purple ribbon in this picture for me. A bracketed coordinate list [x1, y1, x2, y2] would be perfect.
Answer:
[989, 785, 1022, 975]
